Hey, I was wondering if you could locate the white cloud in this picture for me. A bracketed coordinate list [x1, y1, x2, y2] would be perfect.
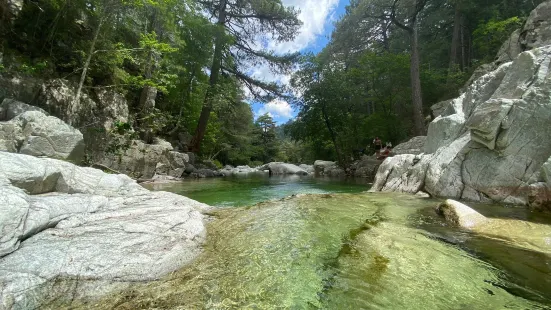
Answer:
[247, 0, 340, 88]
[269, 0, 340, 54]
[257, 99, 293, 118]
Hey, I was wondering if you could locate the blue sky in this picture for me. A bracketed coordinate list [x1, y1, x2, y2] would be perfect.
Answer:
[251, 0, 350, 125]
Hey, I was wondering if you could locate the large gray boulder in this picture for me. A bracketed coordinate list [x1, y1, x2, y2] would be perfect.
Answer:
[436, 199, 489, 229]
[260, 162, 308, 175]
[392, 136, 426, 155]
[299, 164, 315, 174]
[0, 98, 47, 121]
[100, 138, 189, 179]
[0, 152, 208, 308]
[350, 156, 381, 180]
[372, 45, 551, 210]
[35, 79, 129, 129]
[314, 160, 345, 177]
[0, 109, 84, 163]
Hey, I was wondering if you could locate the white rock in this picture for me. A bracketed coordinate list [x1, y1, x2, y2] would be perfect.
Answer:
[436, 199, 489, 229]
[0, 152, 209, 308]
[260, 162, 308, 175]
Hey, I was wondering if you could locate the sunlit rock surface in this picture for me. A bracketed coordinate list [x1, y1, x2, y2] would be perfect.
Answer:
[373, 45, 551, 210]
[0, 152, 208, 309]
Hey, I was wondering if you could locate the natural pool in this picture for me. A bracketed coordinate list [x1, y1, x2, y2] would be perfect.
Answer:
[144, 173, 370, 207]
[89, 175, 551, 309]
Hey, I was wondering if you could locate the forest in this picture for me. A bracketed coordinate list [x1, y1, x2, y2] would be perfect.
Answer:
[0, 0, 544, 167]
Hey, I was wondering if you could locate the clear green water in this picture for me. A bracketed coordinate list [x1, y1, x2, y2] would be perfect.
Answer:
[88, 177, 551, 309]
[144, 174, 369, 207]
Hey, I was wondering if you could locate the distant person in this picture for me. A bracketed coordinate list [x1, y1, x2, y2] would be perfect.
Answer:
[386, 142, 392, 148]
[373, 137, 382, 152]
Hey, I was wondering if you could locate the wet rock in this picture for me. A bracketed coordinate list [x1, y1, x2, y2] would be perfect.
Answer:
[436, 199, 489, 229]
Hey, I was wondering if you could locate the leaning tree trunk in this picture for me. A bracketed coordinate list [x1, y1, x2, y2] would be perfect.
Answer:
[410, 26, 425, 136]
[189, 0, 227, 153]
[71, 16, 104, 124]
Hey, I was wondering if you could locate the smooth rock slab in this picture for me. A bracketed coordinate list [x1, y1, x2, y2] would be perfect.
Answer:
[0, 153, 209, 309]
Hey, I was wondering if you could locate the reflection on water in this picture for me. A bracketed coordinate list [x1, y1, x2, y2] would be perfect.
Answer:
[81, 192, 551, 310]
[144, 174, 370, 207]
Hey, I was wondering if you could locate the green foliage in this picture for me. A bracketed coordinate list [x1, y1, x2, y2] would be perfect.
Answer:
[473, 17, 524, 63]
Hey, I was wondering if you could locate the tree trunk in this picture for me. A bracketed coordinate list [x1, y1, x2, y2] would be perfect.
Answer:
[449, 2, 462, 71]
[71, 16, 104, 125]
[410, 26, 425, 135]
[321, 103, 343, 165]
[189, 0, 227, 153]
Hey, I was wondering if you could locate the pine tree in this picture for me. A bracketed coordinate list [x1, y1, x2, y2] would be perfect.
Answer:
[189, 0, 301, 152]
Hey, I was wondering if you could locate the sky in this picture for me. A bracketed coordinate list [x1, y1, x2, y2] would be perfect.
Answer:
[251, 0, 350, 125]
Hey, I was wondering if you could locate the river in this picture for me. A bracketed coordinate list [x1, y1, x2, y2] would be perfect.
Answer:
[96, 174, 551, 309]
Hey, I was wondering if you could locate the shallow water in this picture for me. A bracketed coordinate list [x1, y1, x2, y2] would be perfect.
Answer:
[85, 177, 551, 309]
[144, 174, 369, 207]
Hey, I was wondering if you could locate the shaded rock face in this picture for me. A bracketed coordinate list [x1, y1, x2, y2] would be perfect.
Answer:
[349, 156, 381, 180]
[0, 103, 85, 163]
[519, 0, 551, 51]
[260, 162, 309, 175]
[0, 152, 208, 309]
[0, 98, 47, 120]
[393, 136, 426, 155]
[314, 160, 345, 177]
[372, 45, 551, 210]
[35, 79, 129, 129]
[100, 139, 189, 179]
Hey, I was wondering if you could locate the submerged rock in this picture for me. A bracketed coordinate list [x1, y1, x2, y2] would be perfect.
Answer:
[436, 199, 489, 229]
[0, 152, 209, 308]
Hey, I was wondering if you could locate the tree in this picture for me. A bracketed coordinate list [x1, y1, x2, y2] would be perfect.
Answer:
[189, 0, 301, 153]
[388, 0, 430, 135]
[252, 113, 279, 163]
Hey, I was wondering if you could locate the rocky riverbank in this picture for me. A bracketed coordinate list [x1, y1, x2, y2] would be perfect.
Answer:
[370, 3, 551, 211]
[0, 152, 210, 309]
